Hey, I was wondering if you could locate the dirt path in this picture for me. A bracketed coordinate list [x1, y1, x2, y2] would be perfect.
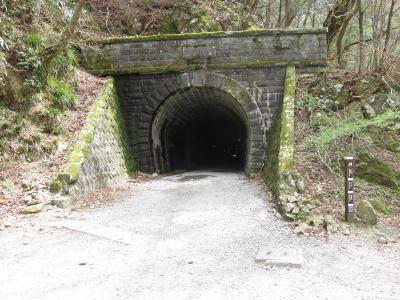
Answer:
[0, 171, 399, 299]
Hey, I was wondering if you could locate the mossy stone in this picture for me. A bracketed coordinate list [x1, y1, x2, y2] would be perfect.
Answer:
[53, 77, 136, 196]
[20, 202, 46, 214]
[80, 48, 113, 70]
[309, 81, 349, 111]
[310, 109, 330, 128]
[278, 66, 295, 174]
[368, 128, 400, 152]
[384, 136, 400, 152]
[356, 200, 377, 225]
[364, 94, 399, 117]
[263, 66, 295, 198]
[352, 79, 371, 96]
[62, 164, 81, 183]
[50, 179, 63, 194]
[356, 152, 400, 190]
[95, 28, 327, 44]
[377, 132, 400, 152]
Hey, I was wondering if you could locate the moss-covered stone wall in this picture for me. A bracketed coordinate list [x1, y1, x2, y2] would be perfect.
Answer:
[114, 70, 275, 174]
[81, 29, 327, 75]
[263, 66, 295, 197]
[53, 78, 134, 199]
[79, 29, 327, 176]
[97, 28, 328, 44]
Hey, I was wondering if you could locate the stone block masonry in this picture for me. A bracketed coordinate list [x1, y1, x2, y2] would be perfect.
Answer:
[52, 78, 134, 201]
[114, 69, 284, 174]
[263, 66, 296, 197]
[262, 66, 312, 221]
[80, 28, 327, 175]
[82, 29, 327, 75]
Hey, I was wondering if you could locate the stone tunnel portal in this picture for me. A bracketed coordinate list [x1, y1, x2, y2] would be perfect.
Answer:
[85, 29, 328, 175]
[151, 87, 249, 173]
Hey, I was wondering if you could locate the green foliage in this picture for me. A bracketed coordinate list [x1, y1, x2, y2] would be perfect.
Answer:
[297, 90, 321, 112]
[187, 10, 223, 32]
[0, 113, 26, 138]
[298, 77, 399, 183]
[47, 75, 77, 111]
[26, 32, 43, 48]
[15, 32, 45, 89]
[1, 182, 14, 192]
[39, 106, 64, 134]
[221, 1, 248, 30]
[0, 0, 36, 19]
[37, 74, 77, 134]
[50, 179, 63, 194]
[369, 199, 389, 215]
[158, 12, 178, 34]
[309, 109, 399, 151]
[48, 48, 77, 78]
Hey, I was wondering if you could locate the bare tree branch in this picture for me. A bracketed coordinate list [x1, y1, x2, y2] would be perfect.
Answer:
[44, 0, 86, 63]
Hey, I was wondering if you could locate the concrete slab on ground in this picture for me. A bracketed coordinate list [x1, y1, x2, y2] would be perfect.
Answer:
[256, 247, 303, 268]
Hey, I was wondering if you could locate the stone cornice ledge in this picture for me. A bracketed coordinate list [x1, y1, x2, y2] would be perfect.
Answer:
[89, 59, 327, 75]
[95, 28, 328, 44]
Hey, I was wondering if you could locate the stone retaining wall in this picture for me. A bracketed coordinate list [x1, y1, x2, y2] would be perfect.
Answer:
[263, 66, 296, 197]
[52, 78, 134, 201]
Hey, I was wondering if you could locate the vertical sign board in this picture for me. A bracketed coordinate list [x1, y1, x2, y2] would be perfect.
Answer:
[344, 156, 355, 222]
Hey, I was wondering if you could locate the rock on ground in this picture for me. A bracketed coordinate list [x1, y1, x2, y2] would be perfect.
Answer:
[356, 200, 378, 225]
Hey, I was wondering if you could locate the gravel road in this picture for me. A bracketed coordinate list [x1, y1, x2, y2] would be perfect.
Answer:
[0, 171, 399, 300]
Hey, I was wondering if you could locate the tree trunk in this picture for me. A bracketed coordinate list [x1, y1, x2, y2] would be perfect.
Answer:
[380, 0, 395, 67]
[245, 0, 259, 11]
[284, 0, 297, 27]
[44, 0, 86, 63]
[32, 0, 43, 29]
[336, 0, 359, 67]
[265, 0, 273, 28]
[244, 0, 259, 27]
[303, 0, 312, 27]
[312, 0, 316, 27]
[358, 0, 364, 75]
[278, 0, 283, 27]
[323, 0, 356, 47]
[371, 0, 380, 68]
[285, 0, 290, 27]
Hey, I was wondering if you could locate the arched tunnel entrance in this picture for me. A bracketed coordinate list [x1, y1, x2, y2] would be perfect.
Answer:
[151, 87, 250, 173]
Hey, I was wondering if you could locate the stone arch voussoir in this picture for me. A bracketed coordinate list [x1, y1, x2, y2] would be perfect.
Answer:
[148, 71, 267, 175]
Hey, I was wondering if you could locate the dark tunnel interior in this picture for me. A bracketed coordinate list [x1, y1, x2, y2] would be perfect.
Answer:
[152, 87, 249, 173]
[168, 110, 246, 171]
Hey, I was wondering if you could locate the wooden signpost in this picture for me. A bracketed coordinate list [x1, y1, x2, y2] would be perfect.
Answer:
[344, 156, 355, 222]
